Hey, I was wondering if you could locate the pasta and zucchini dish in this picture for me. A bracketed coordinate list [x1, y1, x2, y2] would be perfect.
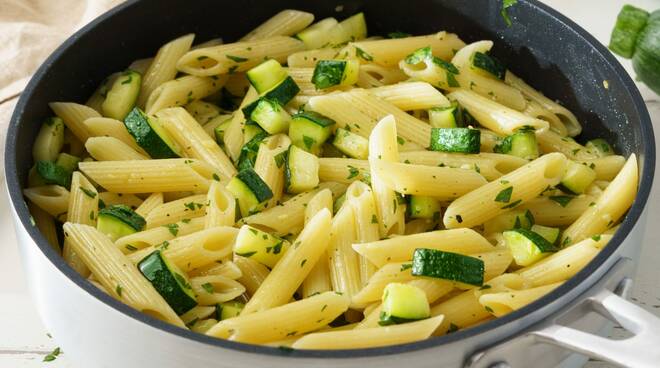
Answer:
[23, 9, 638, 350]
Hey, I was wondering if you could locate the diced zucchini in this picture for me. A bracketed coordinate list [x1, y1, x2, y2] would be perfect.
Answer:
[32, 117, 65, 162]
[559, 160, 597, 194]
[289, 111, 336, 154]
[494, 130, 539, 160]
[530, 224, 560, 245]
[35, 161, 73, 188]
[408, 196, 442, 220]
[585, 138, 614, 157]
[412, 248, 484, 286]
[97, 204, 146, 241]
[311, 59, 360, 89]
[237, 131, 268, 171]
[214, 119, 232, 146]
[243, 121, 267, 144]
[138, 250, 197, 315]
[246, 59, 288, 94]
[249, 98, 291, 134]
[242, 76, 300, 117]
[469, 52, 506, 80]
[215, 301, 245, 320]
[504, 228, 559, 266]
[234, 225, 290, 268]
[608, 5, 650, 58]
[378, 283, 430, 326]
[124, 107, 181, 158]
[226, 168, 273, 216]
[331, 128, 369, 159]
[327, 12, 368, 46]
[295, 18, 339, 49]
[55, 153, 81, 173]
[483, 209, 535, 234]
[102, 70, 142, 120]
[285, 145, 319, 194]
[430, 128, 481, 154]
[429, 103, 460, 128]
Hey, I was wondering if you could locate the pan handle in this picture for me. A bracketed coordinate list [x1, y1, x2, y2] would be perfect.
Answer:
[466, 258, 660, 368]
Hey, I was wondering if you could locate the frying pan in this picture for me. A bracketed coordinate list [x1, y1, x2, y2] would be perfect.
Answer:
[4, 0, 656, 367]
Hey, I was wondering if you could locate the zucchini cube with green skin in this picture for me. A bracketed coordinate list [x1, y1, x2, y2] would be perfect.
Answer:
[226, 168, 273, 217]
[234, 225, 290, 268]
[408, 196, 442, 220]
[469, 52, 506, 80]
[585, 138, 614, 157]
[412, 248, 485, 286]
[429, 103, 460, 128]
[246, 59, 288, 94]
[285, 145, 320, 194]
[494, 130, 539, 160]
[295, 17, 339, 49]
[215, 301, 245, 321]
[249, 98, 291, 134]
[242, 76, 300, 117]
[97, 204, 146, 241]
[327, 12, 367, 46]
[430, 128, 481, 154]
[237, 132, 269, 172]
[33, 117, 64, 162]
[55, 152, 81, 173]
[378, 283, 430, 326]
[102, 70, 142, 120]
[530, 224, 561, 245]
[559, 160, 597, 194]
[504, 228, 559, 267]
[213, 118, 232, 146]
[138, 250, 197, 315]
[332, 128, 369, 159]
[124, 107, 182, 159]
[289, 111, 336, 155]
[483, 209, 535, 234]
[35, 161, 73, 189]
[312, 59, 360, 90]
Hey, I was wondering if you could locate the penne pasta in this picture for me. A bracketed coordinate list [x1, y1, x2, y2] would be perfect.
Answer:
[85, 136, 149, 161]
[240, 10, 314, 41]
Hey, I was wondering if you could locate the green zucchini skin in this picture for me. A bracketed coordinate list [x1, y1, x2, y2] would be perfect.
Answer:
[242, 76, 300, 117]
[429, 128, 481, 154]
[411, 248, 484, 286]
[237, 131, 269, 171]
[138, 250, 198, 315]
[235, 168, 274, 203]
[124, 107, 180, 159]
[98, 204, 146, 231]
[36, 161, 73, 188]
[633, 10, 660, 95]
[470, 52, 506, 80]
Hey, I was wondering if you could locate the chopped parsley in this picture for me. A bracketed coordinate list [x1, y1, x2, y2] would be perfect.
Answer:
[302, 135, 316, 150]
[43, 347, 61, 362]
[125, 244, 138, 251]
[163, 223, 179, 236]
[371, 214, 378, 224]
[226, 54, 248, 63]
[501, 199, 522, 209]
[355, 46, 374, 61]
[501, 0, 518, 27]
[212, 173, 220, 181]
[236, 251, 257, 258]
[80, 187, 96, 198]
[397, 136, 405, 145]
[116, 284, 123, 297]
[201, 282, 214, 294]
[495, 186, 513, 203]
[591, 235, 602, 242]
[400, 263, 413, 271]
[347, 165, 360, 179]
[549, 195, 574, 207]
[484, 305, 494, 313]
[300, 259, 307, 268]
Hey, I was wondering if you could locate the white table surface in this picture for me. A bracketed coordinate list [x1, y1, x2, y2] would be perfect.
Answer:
[0, 0, 658, 366]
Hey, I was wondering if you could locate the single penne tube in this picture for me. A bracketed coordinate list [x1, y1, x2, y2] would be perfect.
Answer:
[302, 189, 333, 298]
[185, 100, 222, 125]
[23, 185, 70, 220]
[79, 159, 212, 193]
[292, 315, 444, 350]
[28, 202, 60, 252]
[318, 158, 370, 184]
[308, 90, 432, 147]
[128, 226, 239, 272]
[240, 9, 314, 41]
[561, 154, 638, 245]
[206, 291, 350, 343]
[128, 57, 153, 75]
[115, 217, 205, 254]
[204, 181, 236, 228]
[369, 82, 451, 111]
[399, 151, 527, 181]
[223, 86, 259, 162]
[536, 130, 598, 160]
[138, 33, 195, 107]
[479, 282, 562, 317]
[523, 100, 568, 137]
[346, 181, 379, 285]
[352, 228, 495, 267]
[177, 36, 305, 76]
[444, 152, 568, 229]
[516, 237, 605, 287]
[358, 64, 409, 86]
[192, 38, 224, 50]
[156, 107, 235, 179]
[188, 260, 242, 279]
[448, 90, 548, 135]
[373, 161, 487, 199]
[518, 194, 598, 227]
[189, 275, 245, 305]
[327, 203, 362, 299]
[63, 173, 99, 276]
[135, 192, 164, 218]
[579, 155, 626, 181]
[63, 223, 184, 327]
[253, 134, 291, 208]
[234, 255, 270, 297]
[430, 289, 490, 335]
[83, 117, 146, 155]
[506, 71, 582, 136]
[85, 136, 149, 161]
[242, 209, 332, 314]
[49, 102, 100, 142]
[86, 72, 120, 113]
[407, 279, 454, 304]
[145, 75, 228, 115]
[145, 194, 208, 228]
[97, 192, 143, 209]
[287, 48, 338, 68]
[345, 31, 465, 67]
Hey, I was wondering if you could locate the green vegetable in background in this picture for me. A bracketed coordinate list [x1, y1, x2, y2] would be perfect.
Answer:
[609, 5, 660, 95]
